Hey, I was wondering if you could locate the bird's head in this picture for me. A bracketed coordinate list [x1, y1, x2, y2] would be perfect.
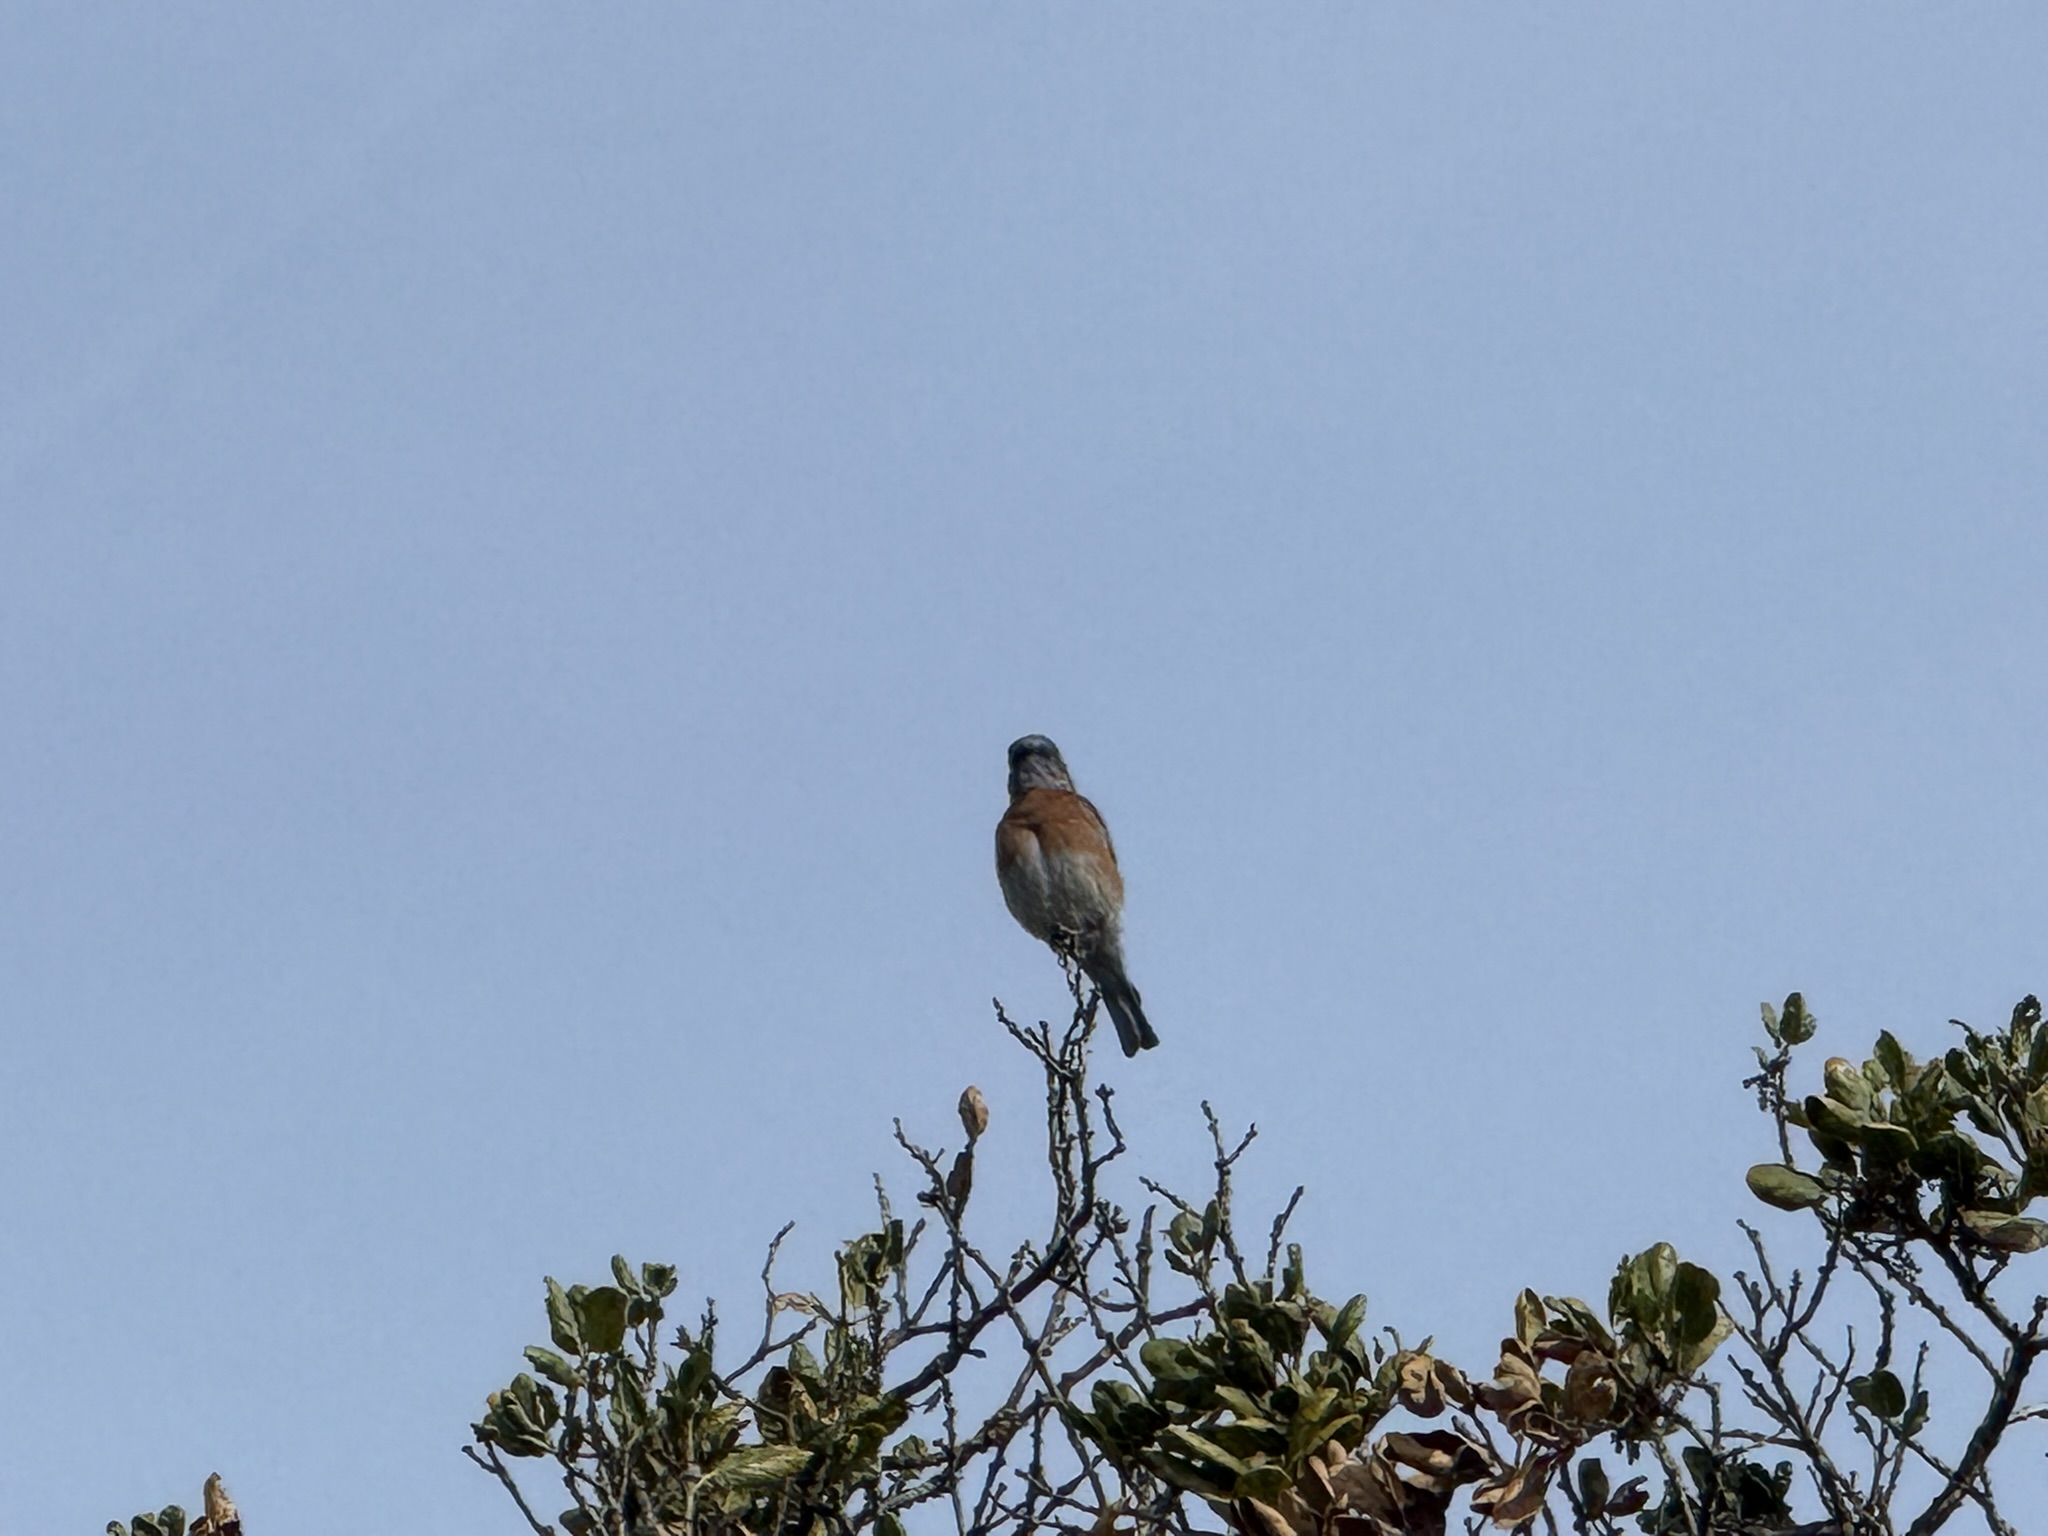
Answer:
[1007, 734, 1075, 796]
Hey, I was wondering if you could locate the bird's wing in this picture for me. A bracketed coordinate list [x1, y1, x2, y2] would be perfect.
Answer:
[995, 811, 1043, 871]
[1010, 789, 1123, 900]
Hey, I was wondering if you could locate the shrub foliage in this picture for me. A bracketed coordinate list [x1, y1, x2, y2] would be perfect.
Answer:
[458, 981, 2048, 1536]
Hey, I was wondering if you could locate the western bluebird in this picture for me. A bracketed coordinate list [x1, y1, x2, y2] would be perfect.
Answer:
[995, 735, 1159, 1056]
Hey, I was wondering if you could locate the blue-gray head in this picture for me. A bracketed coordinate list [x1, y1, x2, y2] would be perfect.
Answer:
[1007, 734, 1075, 797]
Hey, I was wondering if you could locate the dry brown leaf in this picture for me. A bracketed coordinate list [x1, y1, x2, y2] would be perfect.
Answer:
[1606, 1476, 1650, 1516]
[1278, 1488, 1320, 1533]
[199, 1474, 241, 1536]
[958, 1085, 990, 1139]
[1300, 1452, 1335, 1512]
[1379, 1430, 1487, 1493]
[1328, 1454, 1402, 1526]
[1395, 1350, 1443, 1417]
[1513, 1408, 1576, 1452]
[1471, 1454, 1557, 1529]
[1434, 1359, 1475, 1408]
[1475, 1346, 1543, 1427]
[1561, 1350, 1618, 1425]
[1232, 1495, 1299, 1536]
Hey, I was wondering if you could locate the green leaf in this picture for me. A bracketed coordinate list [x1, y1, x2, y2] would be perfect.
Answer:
[1962, 1213, 2048, 1253]
[838, 1235, 885, 1309]
[701, 1443, 814, 1491]
[1609, 1244, 1676, 1333]
[1140, 1447, 1238, 1501]
[484, 1376, 562, 1457]
[787, 1340, 825, 1392]
[545, 1278, 579, 1352]
[1857, 1122, 1918, 1165]
[2028, 1005, 2048, 1081]
[158, 1512, 186, 1536]
[642, 1262, 679, 1298]
[577, 1286, 631, 1352]
[561, 1508, 597, 1536]
[1902, 1388, 1930, 1437]
[524, 1346, 585, 1390]
[1680, 1445, 1714, 1492]
[1234, 1463, 1292, 1503]
[1746, 1164, 1825, 1211]
[1848, 1369, 1907, 1421]
[1548, 1296, 1615, 1353]
[478, 1390, 556, 1458]
[2017, 995, 2044, 1045]
[1211, 1384, 1265, 1419]
[1281, 1242, 1306, 1300]
[1323, 1293, 1367, 1349]
[1140, 1336, 1204, 1383]
[1807, 1125, 1860, 1172]
[1157, 1424, 1251, 1478]
[1873, 1031, 1909, 1089]
[1671, 1263, 1726, 1364]
[1220, 1320, 1280, 1393]
[848, 1393, 911, 1436]
[1805, 1094, 1866, 1138]
[886, 1434, 933, 1467]
[1910, 1132, 1983, 1186]
[1824, 1058, 1874, 1113]
[1780, 993, 1816, 1044]
[670, 1342, 715, 1405]
[1088, 1379, 1166, 1451]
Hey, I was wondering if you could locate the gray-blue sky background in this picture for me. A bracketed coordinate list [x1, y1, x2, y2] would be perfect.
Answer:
[5, 7, 2045, 1532]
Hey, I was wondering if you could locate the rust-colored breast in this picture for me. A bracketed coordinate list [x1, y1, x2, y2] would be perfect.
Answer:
[1003, 788, 1121, 895]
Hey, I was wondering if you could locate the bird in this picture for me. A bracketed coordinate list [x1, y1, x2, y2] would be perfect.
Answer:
[995, 735, 1159, 1056]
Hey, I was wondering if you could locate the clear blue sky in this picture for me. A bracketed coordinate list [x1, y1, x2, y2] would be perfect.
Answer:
[5, 8, 2045, 1532]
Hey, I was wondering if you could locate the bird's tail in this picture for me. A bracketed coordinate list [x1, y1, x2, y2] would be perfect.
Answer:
[1083, 957, 1159, 1057]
